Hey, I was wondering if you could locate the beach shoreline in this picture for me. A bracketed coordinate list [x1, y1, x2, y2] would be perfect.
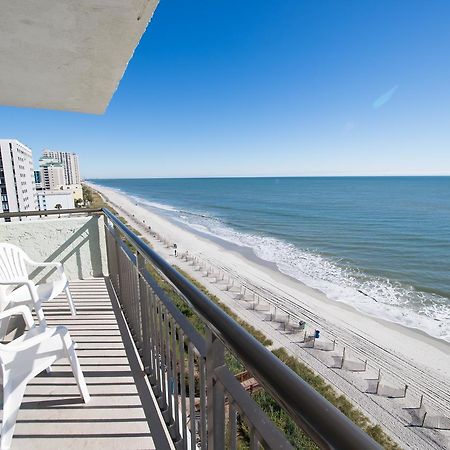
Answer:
[90, 181, 450, 364]
[88, 181, 450, 448]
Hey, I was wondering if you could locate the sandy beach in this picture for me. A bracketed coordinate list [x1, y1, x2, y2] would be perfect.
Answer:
[89, 182, 450, 449]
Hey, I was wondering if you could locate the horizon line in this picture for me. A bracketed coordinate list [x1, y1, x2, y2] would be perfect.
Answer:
[86, 174, 450, 180]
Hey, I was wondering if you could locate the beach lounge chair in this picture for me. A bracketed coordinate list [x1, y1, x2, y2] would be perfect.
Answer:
[0, 305, 90, 450]
[0, 243, 76, 329]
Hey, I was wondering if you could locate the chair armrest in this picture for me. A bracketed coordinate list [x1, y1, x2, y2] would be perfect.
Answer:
[27, 260, 64, 273]
[21, 251, 64, 272]
[0, 279, 40, 302]
[1, 325, 68, 352]
[0, 305, 35, 328]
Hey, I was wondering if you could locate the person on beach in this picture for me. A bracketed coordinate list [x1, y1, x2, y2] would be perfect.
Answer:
[174, 243, 178, 257]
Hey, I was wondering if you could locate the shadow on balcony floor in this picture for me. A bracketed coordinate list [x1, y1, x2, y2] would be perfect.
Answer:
[8, 278, 172, 450]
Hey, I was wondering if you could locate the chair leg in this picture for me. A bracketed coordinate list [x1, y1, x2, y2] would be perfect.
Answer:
[65, 285, 76, 316]
[61, 329, 90, 403]
[35, 304, 47, 328]
[0, 316, 11, 341]
[1, 376, 27, 450]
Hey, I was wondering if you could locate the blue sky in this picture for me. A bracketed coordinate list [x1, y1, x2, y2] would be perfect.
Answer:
[1, 1, 450, 178]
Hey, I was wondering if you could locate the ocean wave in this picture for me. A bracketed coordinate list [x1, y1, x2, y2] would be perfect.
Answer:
[132, 197, 178, 213]
[136, 196, 221, 221]
[174, 214, 450, 342]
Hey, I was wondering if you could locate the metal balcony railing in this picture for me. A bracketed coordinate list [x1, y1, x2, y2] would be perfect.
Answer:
[0, 208, 382, 449]
[101, 208, 381, 450]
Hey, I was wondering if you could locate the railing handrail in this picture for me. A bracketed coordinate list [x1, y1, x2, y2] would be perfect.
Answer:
[0, 208, 102, 219]
[102, 207, 382, 450]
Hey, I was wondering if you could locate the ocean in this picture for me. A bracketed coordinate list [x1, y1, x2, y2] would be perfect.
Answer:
[91, 176, 450, 342]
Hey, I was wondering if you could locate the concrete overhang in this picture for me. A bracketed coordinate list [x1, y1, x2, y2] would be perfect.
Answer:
[0, 1, 159, 114]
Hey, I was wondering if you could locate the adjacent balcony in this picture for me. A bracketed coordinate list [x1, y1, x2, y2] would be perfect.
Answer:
[0, 208, 381, 449]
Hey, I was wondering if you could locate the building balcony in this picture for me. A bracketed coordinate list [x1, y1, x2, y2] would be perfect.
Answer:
[0, 209, 381, 449]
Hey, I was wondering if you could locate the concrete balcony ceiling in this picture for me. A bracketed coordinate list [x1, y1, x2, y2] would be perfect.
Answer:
[0, 1, 159, 114]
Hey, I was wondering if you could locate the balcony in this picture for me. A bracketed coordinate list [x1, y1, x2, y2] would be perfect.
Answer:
[8, 278, 169, 449]
[0, 209, 380, 449]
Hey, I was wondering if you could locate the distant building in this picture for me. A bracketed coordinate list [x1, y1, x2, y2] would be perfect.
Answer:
[34, 170, 42, 189]
[39, 156, 65, 190]
[37, 190, 74, 211]
[56, 184, 83, 204]
[0, 139, 37, 220]
[42, 150, 81, 185]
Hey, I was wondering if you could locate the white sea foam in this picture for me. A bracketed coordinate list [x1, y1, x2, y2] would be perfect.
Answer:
[172, 212, 450, 342]
[131, 197, 178, 213]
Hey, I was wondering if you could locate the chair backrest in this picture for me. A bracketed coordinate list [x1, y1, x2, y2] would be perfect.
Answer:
[0, 243, 30, 310]
[0, 243, 29, 282]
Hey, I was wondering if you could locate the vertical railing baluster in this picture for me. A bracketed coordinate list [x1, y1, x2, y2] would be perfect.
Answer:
[130, 258, 135, 321]
[122, 251, 127, 305]
[228, 400, 238, 450]
[170, 318, 181, 442]
[163, 306, 174, 433]
[114, 225, 125, 305]
[106, 222, 118, 292]
[148, 289, 157, 383]
[158, 301, 168, 415]
[125, 250, 130, 309]
[133, 254, 142, 348]
[199, 357, 207, 449]
[156, 301, 165, 406]
[249, 426, 259, 450]
[138, 253, 151, 374]
[206, 331, 225, 450]
[121, 250, 127, 310]
[128, 255, 134, 333]
[188, 342, 196, 450]
[112, 232, 119, 291]
[178, 330, 188, 449]
[149, 290, 160, 389]
[130, 255, 136, 339]
[104, 224, 113, 282]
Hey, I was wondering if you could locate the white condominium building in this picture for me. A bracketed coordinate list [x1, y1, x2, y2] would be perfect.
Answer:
[39, 156, 65, 190]
[37, 190, 74, 211]
[42, 150, 81, 185]
[56, 184, 83, 204]
[0, 139, 38, 219]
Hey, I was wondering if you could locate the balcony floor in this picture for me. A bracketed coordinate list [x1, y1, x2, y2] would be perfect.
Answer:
[9, 278, 172, 450]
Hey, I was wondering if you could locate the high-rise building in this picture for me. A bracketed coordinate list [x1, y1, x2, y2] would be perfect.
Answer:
[42, 150, 81, 185]
[0, 139, 38, 220]
[39, 156, 65, 190]
[34, 170, 42, 189]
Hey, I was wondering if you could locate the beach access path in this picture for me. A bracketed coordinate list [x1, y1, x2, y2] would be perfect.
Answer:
[89, 183, 450, 450]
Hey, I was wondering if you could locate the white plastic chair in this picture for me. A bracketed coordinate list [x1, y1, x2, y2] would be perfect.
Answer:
[0, 243, 76, 328]
[0, 305, 90, 450]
